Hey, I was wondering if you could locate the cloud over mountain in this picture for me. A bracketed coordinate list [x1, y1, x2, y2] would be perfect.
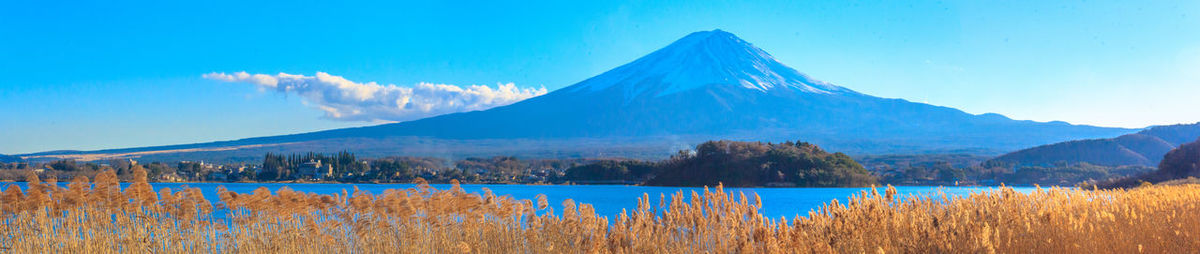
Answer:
[204, 72, 547, 122]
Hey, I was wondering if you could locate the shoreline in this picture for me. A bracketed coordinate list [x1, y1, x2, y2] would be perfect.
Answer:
[0, 179, 1053, 188]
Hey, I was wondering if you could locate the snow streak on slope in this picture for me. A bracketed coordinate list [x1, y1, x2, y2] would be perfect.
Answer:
[567, 29, 855, 100]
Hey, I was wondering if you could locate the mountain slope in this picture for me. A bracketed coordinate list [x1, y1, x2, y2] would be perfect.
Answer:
[0, 154, 20, 163]
[1156, 138, 1200, 180]
[226, 30, 1126, 150]
[22, 30, 1133, 162]
[1096, 137, 1200, 188]
[1134, 123, 1200, 146]
[990, 122, 1200, 167]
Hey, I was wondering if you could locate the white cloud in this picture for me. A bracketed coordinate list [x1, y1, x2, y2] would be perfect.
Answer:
[203, 72, 547, 122]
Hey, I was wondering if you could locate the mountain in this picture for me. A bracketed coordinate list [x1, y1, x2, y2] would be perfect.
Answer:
[989, 122, 1200, 167]
[1134, 123, 1200, 146]
[21, 30, 1133, 162]
[0, 154, 20, 163]
[1157, 138, 1200, 179]
[1095, 137, 1200, 188]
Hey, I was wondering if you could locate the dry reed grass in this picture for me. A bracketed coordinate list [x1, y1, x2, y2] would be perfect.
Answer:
[1, 167, 1197, 253]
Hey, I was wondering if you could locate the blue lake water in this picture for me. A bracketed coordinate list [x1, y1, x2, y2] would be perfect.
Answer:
[0, 182, 1034, 219]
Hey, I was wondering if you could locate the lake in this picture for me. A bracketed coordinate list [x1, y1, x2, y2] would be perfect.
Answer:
[0, 182, 1035, 219]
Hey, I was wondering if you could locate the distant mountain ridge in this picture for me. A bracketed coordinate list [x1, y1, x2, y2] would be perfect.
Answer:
[20, 30, 1133, 162]
[0, 154, 19, 163]
[989, 122, 1200, 167]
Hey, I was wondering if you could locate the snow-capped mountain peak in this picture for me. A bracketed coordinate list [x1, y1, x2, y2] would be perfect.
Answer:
[38, 29, 1133, 161]
[567, 29, 852, 99]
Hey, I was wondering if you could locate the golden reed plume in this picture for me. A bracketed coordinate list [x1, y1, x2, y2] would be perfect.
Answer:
[1, 168, 1197, 253]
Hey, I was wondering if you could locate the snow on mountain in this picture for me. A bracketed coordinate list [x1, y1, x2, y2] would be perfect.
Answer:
[22, 29, 1137, 161]
[566, 30, 853, 100]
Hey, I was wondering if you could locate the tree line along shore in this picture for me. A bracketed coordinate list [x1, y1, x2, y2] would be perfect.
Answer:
[3, 138, 1197, 188]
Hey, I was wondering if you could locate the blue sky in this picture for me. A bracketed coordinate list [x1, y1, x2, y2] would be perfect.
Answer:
[2, 0, 1199, 154]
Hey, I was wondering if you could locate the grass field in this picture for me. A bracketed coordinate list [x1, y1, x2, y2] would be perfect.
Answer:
[1, 168, 1197, 253]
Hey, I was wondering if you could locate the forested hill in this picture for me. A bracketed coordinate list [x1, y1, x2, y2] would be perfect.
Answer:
[989, 122, 1200, 167]
[1155, 138, 1200, 181]
[642, 140, 876, 187]
[1096, 138, 1200, 188]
